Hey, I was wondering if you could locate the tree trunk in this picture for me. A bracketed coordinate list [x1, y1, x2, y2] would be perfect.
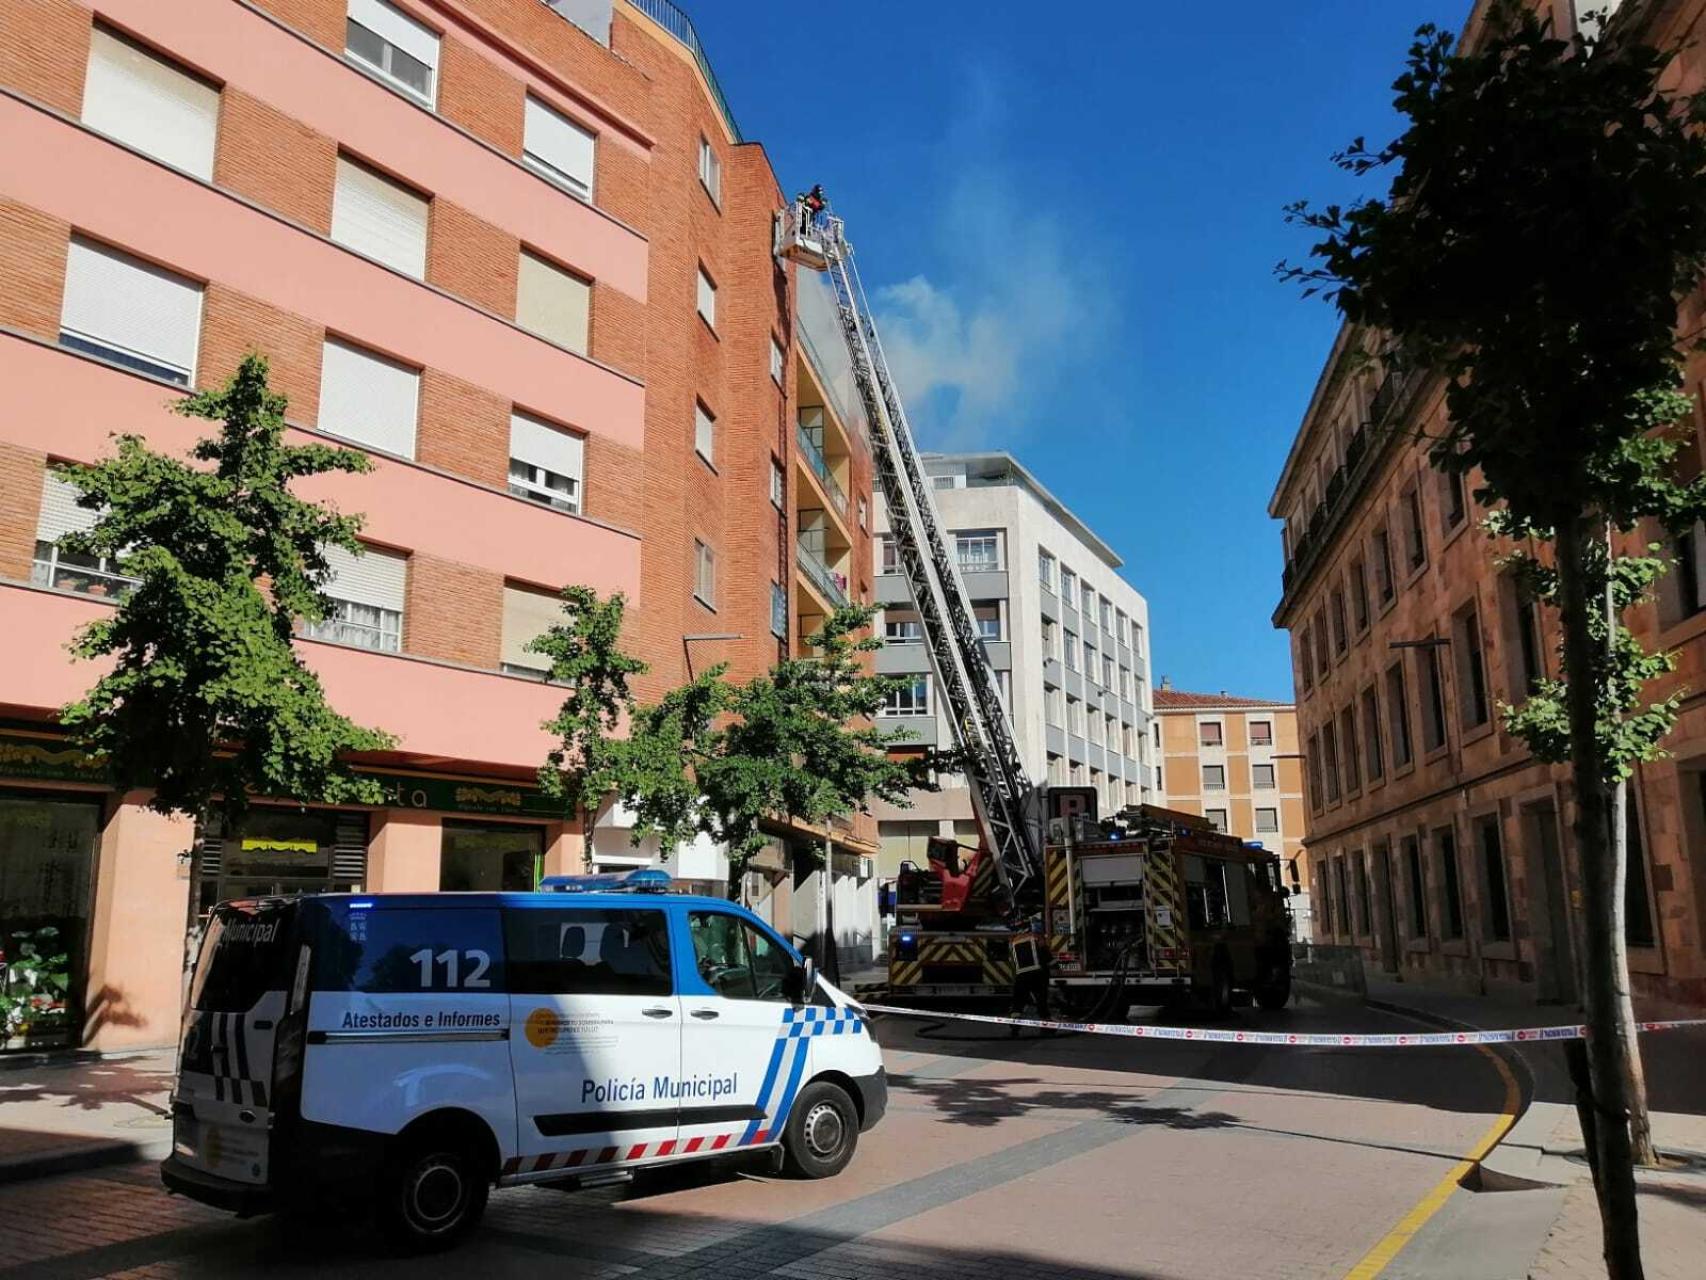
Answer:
[1556, 517, 1645, 1280]
[1610, 777, 1658, 1166]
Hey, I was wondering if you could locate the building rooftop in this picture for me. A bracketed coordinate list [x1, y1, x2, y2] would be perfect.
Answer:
[1153, 686, 1293, 711]
[920, 451, 1124, 570]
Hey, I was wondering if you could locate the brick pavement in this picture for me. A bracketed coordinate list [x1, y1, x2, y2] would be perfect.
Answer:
[1528, 1180, 1706, 1280]
[0, 1049, 174, 1180]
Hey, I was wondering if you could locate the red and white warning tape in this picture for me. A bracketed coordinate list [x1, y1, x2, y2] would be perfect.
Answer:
[860, 1003, 1706, 1048]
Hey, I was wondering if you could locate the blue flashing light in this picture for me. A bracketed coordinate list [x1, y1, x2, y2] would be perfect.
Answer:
[622, 868, 674, 893]
[347, 900, 374, 910]
[539, 869, 675, 894]
[900, 933, 914, 944]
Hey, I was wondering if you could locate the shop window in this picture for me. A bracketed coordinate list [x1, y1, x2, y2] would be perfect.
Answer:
[197, 808, 367, 914]
[439, 821, 543, 892]
[0, 796, 100, 1051]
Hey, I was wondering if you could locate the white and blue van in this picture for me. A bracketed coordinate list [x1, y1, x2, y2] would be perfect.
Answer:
[162, 871, 886, 1249]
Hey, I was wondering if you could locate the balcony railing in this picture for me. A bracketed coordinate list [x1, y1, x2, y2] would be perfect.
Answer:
[796, 540, 848, 606]
[796, 424, 849, 514]
[626, 0, 742, 141]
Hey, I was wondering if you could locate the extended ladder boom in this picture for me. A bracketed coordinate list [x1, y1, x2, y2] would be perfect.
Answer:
[780, 202, 1040, 907]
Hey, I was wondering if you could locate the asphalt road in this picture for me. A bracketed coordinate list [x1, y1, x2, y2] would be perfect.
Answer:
[0, 998, 1537, 1280]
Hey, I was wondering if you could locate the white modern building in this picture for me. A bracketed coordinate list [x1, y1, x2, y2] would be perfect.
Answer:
[872, 452, 1157, 874]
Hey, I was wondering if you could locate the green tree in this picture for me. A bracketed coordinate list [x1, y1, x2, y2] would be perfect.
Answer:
[1282, 8, 1706, 1274]
[59, 353, 396, 822]
[618, 605, 950, 907]
[531, 585, 649, 863]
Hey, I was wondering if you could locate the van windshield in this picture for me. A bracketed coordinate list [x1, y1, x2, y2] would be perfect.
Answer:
[190, 902, 298, 1012]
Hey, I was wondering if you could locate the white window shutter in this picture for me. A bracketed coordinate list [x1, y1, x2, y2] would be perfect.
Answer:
[523, 97, 595, 199]
[317, 338, 419, 458]
[695, 404, 714, 463]
[332, 157, 429, 278]
[501, 585, 560, 670]
[82, 27, 219, 181]
[61, 237, 203, 378]
[516, 251, 590, 354]
[321, 542, 407, 612]
[348, 0, 440, 71]
[36, 472, 99, 542]
[696, 269, 716, 327]
[509, 411, 583, 479]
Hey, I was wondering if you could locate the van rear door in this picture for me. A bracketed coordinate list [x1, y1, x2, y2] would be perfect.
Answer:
[173, 900, 298, 1187]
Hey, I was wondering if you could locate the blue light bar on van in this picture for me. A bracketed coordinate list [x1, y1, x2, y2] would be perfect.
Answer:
[539, 869, 675, 894]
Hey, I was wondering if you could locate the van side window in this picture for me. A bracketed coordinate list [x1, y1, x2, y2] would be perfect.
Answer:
[313, 905, 505, 992]
[503, 908, 672, 996]
[687, 911, 793, 1001]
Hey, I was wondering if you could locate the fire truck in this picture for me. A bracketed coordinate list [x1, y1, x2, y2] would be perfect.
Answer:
[778, 202, 1291, 1015]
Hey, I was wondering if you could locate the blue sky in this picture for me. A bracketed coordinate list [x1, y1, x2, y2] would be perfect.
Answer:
[692, 1, 1469, 702]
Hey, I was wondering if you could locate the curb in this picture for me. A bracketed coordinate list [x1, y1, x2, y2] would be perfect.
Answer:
[0, 1136, 170, 1186]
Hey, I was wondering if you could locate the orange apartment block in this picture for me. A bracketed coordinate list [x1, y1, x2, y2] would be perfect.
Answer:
[1270, 0, 1706, 1012]
[1152, 686, 1310, 935]
[0, 0, 878, 1053]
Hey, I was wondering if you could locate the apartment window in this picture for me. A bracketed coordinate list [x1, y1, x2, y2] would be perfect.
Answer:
[1068, 697, 1085, 736]
[1322, 719, 1343, 803]
[1312, 609, 1330, 679]
[1083, 639, 1098, 685]
[769, 337, 784, 385]
[523, 96, 595, 201]
[1041, 616, 1058, 662]
[82, 26, 219, 181]
[1454, 602, 1490, 729]
[882, 677, 929, 717]
[1401, 483, 1427, 571]
[1436, 826, 1465, 939]
[1255, 807, 1279, 833]
[1045, 685, 1064, 728]
[770, 458, 784, 508]
[1512, 578, 1547, 694]
[770, 582, 787, 639]
[1317, 858, 1335, 935]
[1627, 791, 1657, 948]
[508, 411, 583, 514]
[694, 402, 716, 467]
[1081, 580, 1096, 616]
[1047, 754, 1067, 787]
[1202, 765, 1226, 791]
[30, 473, 136, 599]
[879, 536, 899, 576]
[1119, 667, 1131, 699]
[884, 616, 922, 643]
[858, 497, 867, 531]
[697, 136, 721, 205]
[499, 583, 558, 677]
[1200, 721, 1223, 747]
[1298, 623, 1315, 692]
[1477, 815, 1512, 943]
[302, 543, 406, 652]
[1340, 706, 1360, 792]
[1671, 521, 1706, 622]
[1249, 719, 1273, 746]
[59, 237, 201, 385]
[1064, 630, 1080, 672]
[696, 267, 717, 328]
[1252, 763, 1276, 788]
[1386, 662, 1414, 768]
[317, 337, 419, 457]
[1330, 587, 1348, 655]
[1205, 809, 1229, 833]
[1099, 596, 1113, 632]
[1307, 733, 1324, 810]
[517, 249, 591, 355]
[1418, 643, 1448, 752]
[1039, 549, 1056, 591]
[1334, 858, 1350, 936]
[1060, 566, 1077, 605]
[1356, 855, 1374, 937]
[332, 155, 429, 278]
[955, 531, 1001, 572]
[693, 539, 715, 607]
[976, 610, 1002, 642]
[1373, 527, 1395, 602]
[933, 475, 957, 491]
[1440, 464, 1467, 533]
[1361, 686, 1384, 781]
[1103, 655, 1115, 689]
[345, 0, 438, 104]
[1348, 557, 1370, 632]
[1403, 835, 1428, 938]
[1133, 622, 1145, 657]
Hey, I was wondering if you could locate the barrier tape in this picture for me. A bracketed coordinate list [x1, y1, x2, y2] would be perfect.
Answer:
[859, 1003, 1706, 1048]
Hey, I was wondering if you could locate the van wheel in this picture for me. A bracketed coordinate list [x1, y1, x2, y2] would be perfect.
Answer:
[378, 1133, 489, 1252]
[781, 1082, 858, 1179]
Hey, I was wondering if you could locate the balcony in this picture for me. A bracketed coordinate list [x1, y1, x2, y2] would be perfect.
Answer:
[796, 422, 849, 515]
[626, 0, 743, 141]
[796, 539, 848, 607]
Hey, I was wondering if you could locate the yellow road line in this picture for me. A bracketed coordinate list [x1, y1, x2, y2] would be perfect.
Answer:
[1341, 1043, 1522, 1280]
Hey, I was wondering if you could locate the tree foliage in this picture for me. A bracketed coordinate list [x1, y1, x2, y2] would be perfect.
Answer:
[617, 606, 953, 893]
[531, 585, 650, 834]
[59, 353, 395, 821]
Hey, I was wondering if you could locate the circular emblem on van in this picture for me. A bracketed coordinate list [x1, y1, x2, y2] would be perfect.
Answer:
[524, 1007, 560, 1049]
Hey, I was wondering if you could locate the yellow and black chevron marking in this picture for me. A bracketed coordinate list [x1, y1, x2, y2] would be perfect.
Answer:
[1043, 847, 1084, 967]
[971, 852, 998, 899]
[1145, 841, 1185, 961]
[983, 954, 1015, 985]
[889, 959, 923, 987]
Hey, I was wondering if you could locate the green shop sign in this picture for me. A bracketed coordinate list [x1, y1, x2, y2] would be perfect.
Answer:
[0, 731, 560, 821]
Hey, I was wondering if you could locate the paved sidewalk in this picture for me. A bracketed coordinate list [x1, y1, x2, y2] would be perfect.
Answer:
[1364, 976, 1706, 1278]
[0, 1047, 175, 1183]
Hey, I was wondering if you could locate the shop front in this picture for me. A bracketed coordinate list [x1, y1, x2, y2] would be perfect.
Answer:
[439, 820, 545, 891]
[196, 807, 370, 920]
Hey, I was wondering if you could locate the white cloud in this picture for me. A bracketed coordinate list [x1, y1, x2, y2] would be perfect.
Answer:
[872, 159, 1116, 451]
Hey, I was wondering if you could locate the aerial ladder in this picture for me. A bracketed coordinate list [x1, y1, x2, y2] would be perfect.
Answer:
[778, 199, 1044, 997]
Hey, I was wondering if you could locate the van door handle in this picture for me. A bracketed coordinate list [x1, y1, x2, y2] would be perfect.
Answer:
[690, 1009, 720, 1020]
[642, 1007, 675, 1019]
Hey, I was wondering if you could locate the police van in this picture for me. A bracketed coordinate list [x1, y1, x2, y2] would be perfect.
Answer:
[161, 871, 886, 1249]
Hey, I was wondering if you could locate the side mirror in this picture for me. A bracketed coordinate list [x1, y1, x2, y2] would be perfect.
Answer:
[783, 959, 814, 1004]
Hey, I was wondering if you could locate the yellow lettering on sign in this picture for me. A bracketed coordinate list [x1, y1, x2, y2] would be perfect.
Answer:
[239, 838, 318, 853]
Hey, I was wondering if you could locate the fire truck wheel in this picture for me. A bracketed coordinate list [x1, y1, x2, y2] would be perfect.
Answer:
[782, 1082, 859, 1178]
[1254, 962, 1292, 1011]
[1207, 952, 1233, 1017]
